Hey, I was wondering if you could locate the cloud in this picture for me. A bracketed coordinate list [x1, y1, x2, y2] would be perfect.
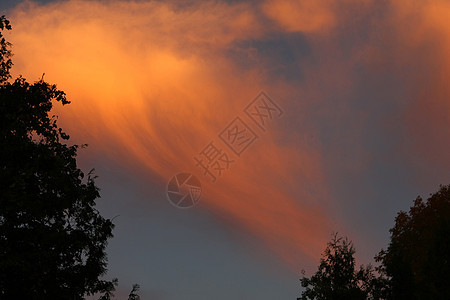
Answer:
[392, 0, 450, 183]
[262, 0, 336, 34]
[348, 0, 450, 186]
[8, 0, 450, 271]
[9, 0, 333, 269]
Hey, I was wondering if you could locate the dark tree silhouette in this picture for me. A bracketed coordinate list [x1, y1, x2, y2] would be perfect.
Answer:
[376, 184, 450, 300]
[299, 233, 386, 300]
[0, 16, 12, 83]
[0, 16, 116, 299]
[127, 284, 141, 300]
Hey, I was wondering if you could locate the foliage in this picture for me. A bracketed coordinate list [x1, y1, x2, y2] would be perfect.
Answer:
[301, 185, 450, 300]
[128, 284, 141, 300]
[0, 16, 116, 299]
[0, 15, 12, 83]
[376, 185, 450, 300]
[299, 233, 386, 300]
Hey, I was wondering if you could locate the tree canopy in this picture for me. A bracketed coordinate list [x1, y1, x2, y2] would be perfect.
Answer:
[376, 184, 450, 300]
[299, 233, 386, 300]
[0, 15, 116, 299]
[300, 184, 450, 300]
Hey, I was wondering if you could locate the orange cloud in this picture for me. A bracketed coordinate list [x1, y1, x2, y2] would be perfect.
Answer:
[10, 0, 449, 273]
[369, 0, 450, 184]
[262, 0, 336, 34]
[399, 0, 450, 173]
[9, 0, 332, 269]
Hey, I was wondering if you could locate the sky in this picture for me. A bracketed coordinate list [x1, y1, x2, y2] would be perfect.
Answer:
[1, 0, 450, 298]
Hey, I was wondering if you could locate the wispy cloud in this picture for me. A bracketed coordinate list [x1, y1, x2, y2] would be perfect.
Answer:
[8, 0, 450, 270]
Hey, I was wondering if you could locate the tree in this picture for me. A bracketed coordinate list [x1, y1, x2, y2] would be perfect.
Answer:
[299, 233, 386, 300]
[0, 16, 12, 83]
[127, 284, 141, 300]
[376, 185, 450, 300]
[0, 15, 116, 298]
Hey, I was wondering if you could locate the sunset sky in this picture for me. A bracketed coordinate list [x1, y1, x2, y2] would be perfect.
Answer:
[2, 0, 450, 298]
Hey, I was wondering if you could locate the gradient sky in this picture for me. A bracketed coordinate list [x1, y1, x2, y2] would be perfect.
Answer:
[2, 0, 450, 299]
